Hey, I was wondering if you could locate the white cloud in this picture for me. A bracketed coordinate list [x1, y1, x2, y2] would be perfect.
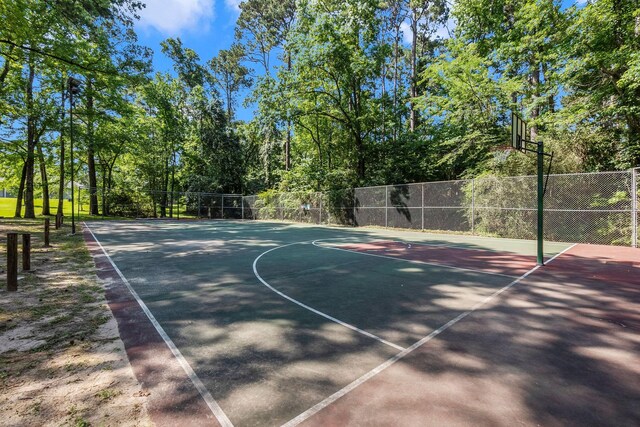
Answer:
[224, 0, 243, 13]
[435, 18, 456, 40]
[138, 0, 215, 35]
[399, 18, 456, 45]
[400, 22, 412, 45]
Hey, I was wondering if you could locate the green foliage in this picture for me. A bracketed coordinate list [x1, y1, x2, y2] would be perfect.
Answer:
[2, 0, 639, 224]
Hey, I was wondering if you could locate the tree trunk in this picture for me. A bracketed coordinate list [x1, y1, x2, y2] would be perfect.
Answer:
[169, 151, 176, 217]
[409, 12, 418, 133]
[355, 134, 365, 180]
[24, 56, 36, 219]
[100, 163, 106, 216]
[530, 63, 540, 142]
[57, 76, 66, 217]
[37, 143, 50, 215]
[161, 157, 169, 217]
[86, 79, 99, 215]
[381, 60, 386, 143]
[285, 52, 292, 170]
[14, 162, 27, 218]
[0, 45, 13, 95]
[105, 162, 115, 216]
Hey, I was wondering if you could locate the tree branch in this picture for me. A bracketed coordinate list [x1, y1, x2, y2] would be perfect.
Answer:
[0, 39, 117, 75]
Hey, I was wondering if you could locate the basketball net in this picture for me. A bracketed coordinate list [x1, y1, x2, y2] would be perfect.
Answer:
[492, 145, 514, 164]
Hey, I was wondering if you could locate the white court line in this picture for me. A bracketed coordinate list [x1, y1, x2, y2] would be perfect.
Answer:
[84, 223, 234, 427]
[252, 242, 405, 351]
[312, 239, 519, 280]
[282, 242, 577, 427]
[388, 239, 506, 252]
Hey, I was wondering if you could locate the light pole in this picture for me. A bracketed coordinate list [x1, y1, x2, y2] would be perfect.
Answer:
[68, 77, 81, 234]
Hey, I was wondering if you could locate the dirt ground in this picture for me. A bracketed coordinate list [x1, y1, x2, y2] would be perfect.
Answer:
[0, 219, 153, 427]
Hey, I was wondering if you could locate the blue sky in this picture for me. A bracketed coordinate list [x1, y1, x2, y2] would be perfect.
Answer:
[135, 0, 241, 72]
[134, 0, 587, 121]
[134, 0, 254, 118]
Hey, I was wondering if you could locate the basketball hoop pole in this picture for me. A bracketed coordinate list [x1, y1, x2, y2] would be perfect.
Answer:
[537, 140, 544, 266]
[511, 111, 551, 266]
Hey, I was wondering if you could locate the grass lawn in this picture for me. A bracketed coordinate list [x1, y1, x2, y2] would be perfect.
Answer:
[0, 197, 98, 219]
[0, 197, 196, 220]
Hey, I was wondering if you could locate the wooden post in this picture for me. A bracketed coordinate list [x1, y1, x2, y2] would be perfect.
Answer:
[44, 218, 50, 247]
[7, 233, 18, 291]
[22, 233, 31, 271]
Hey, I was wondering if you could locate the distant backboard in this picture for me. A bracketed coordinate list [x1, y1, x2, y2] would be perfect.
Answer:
[511, 112, 527, 151]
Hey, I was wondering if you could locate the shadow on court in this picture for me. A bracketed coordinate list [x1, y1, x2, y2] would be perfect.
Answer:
[85, 220, 639, 426]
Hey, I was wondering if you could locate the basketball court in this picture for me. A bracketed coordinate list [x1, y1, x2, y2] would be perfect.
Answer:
[83, 219, 639, 426]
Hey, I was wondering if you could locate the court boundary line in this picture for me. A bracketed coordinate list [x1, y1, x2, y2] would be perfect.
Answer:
[252, 242, 405, 351]
[386, 239, 535, 253]
[84, 223, 234, 427]
[282, 242, 577, 427]
[312, 239, 519, 279]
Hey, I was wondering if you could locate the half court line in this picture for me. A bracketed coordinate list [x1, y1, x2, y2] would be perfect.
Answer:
[84, 223, 234, 427]
[312, 239, 519, 279]
[252, 242, 405, 351]
[282, 243, 577, 427]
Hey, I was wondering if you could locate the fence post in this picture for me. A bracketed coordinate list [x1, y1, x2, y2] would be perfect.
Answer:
[385, 186, 388, 228]
[241, 196, 245, 220]
[221, 195, 225, 219]
[632, 168, 637, 248]
[7, 233, 18, 291]
[319, 193, 322, 225]
[22, 233, 31, 271]
[198, 193, 201, 218]
[421, 183, 425, 231]
[353, 191, 356, 226]
[471, 178, 475, 235]
[44, 218, 50, 247]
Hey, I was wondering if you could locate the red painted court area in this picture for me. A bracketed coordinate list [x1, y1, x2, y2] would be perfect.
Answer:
[296, 243, 640, 426]
[337, 240, 536, 277]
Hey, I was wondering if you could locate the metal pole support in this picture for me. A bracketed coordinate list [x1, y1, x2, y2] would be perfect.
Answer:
[537, 141, 544, 265]
[632, 168, 637, 248]
[471, 179, 475, 235]
[385, 186, 388, 228]
[70, 90, 76, 235]
[7, 233, 18, 291]
[421, 184, 425, 231]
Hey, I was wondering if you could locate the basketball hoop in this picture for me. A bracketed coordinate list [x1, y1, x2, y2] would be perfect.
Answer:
[492, 145, 514, 164]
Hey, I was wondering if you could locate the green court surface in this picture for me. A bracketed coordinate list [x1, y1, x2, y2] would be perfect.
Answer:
[84, 220, 637, 426]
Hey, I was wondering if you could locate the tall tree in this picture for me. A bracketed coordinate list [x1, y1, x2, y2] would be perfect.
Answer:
[208, 44, 252, 120]
[563, 0, 640, 167]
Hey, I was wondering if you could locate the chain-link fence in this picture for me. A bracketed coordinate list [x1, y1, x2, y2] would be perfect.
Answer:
[85, 188, 244, 220]
[243, 170, 640, 247]
[81, 170, 639, 246]
[634, 168, 639, 248]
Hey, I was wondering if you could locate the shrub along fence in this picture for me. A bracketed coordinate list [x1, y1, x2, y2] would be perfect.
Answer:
[84, 169, 638, 247]
[243, 169, 640, 247]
